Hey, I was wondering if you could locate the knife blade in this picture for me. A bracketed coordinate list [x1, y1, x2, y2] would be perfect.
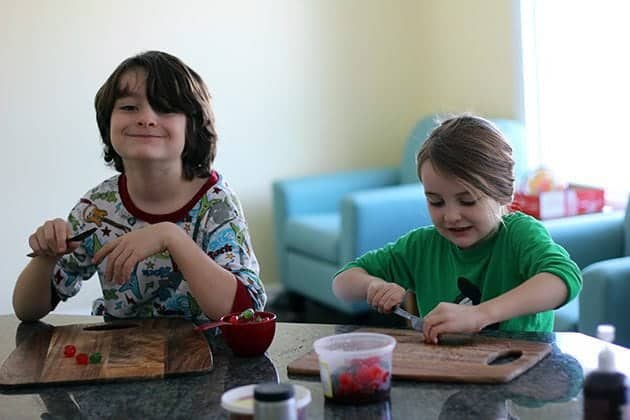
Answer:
[393, 305, 424, 331]
[26, 227, 98, 258]
[392, 305, 474, 345]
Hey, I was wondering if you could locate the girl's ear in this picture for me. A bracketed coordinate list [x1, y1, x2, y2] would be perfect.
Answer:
[499, 205, 510, 217]
[499, 194, 515, 207]
[483, 199, 506, 222]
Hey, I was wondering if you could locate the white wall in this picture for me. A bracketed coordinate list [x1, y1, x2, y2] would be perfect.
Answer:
[421, 1, 522, 117]
[1, 0, 520, 315]
[0, 0, 432, 314]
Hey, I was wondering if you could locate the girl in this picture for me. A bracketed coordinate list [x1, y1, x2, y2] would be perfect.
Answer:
[13, 51, 266, 322]
[332, 114, 581, 343]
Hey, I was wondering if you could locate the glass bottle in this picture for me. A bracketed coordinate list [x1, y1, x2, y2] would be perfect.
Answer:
[583, 325, 629, 420]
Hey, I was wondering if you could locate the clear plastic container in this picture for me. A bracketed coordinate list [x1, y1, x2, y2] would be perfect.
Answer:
[313, 332, 396, 404]
[221, 384, 311, 420]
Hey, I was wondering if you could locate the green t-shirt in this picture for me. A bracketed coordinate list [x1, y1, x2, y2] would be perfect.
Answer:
[338, 212, 582, 332]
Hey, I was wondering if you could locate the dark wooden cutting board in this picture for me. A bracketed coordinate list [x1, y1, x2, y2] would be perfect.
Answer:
[288, 327, 551, 383]
[0, 318, 212, 388]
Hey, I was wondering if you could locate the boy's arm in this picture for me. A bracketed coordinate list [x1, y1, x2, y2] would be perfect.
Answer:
[93, 220, 260, 320]
[162, 223, 240, 319]
[13, 257, 58, 321]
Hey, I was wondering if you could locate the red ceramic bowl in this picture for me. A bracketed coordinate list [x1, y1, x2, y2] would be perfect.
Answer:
[219, 311, 277, 357]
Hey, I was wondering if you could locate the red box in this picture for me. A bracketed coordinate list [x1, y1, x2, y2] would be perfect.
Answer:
[512, 185, 605, 220]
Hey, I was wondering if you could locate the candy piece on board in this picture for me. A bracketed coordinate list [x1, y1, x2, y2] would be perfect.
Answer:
[89, 352, 102, 364]
[76, 353, 89, 365]
[63, 345, 76, 358]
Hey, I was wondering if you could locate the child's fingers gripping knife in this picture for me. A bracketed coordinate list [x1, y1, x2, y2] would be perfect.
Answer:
[366, 278, 387, 308]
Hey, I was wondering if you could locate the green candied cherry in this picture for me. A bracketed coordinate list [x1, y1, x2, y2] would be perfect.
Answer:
[238, 308, 255, 322]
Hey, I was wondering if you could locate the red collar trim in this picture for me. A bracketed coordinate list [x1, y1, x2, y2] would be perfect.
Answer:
[118, 171, 219, 223]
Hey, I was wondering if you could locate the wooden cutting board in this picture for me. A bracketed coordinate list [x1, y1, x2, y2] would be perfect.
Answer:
[288, 327, 551, 383]
[0, 318, 212, 389]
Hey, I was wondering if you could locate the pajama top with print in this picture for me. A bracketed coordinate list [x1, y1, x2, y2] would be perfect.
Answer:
[50, 171, 266, 322]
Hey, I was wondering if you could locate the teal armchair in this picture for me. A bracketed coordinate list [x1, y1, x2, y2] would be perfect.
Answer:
[543, 210, 626, 334]
[272, 114, 528, 314]
[555, 200, 630, 347]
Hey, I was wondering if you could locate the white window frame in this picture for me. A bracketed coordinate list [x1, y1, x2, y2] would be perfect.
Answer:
[519, 0, 629, 208]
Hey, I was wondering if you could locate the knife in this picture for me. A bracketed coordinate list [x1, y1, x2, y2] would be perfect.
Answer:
[26, 227, 98, 257]
[392, 305, 474, 345]
[393, 305, 424, 331]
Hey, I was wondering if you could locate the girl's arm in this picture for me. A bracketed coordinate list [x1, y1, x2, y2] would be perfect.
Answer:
[13, 257, 57, 321]
[476, 272, 568, 326]
[333, 267, 374, 301]
[423, 272, 568, 342]
[333, 267, 406, 312]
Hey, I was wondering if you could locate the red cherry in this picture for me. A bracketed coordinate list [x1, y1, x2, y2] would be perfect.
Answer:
[355, 365, 373, 384]
[76, 353, 89, 365]
[339, 371, 353, 385]
[368, 364, 385, 380]
[63, 345, 76, 358]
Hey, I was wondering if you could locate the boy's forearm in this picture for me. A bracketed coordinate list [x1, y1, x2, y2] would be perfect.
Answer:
[162, 223, 240, 319]
[333, 267, 374, 301]
[13, 257, 57, 321]
[477, 273, 568, 328]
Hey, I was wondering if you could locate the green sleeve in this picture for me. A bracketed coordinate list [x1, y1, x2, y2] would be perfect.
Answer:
[509, 215, 583, 306]
[335, 229, 423, 291]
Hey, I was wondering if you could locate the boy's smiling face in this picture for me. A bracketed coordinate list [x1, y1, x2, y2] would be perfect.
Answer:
[109, 68, 187, 172]
[421, 161, 502, 249]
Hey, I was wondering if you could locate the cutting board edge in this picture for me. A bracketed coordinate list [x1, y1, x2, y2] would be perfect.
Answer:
[0, 319, 214, 388]
[286, 333, 554, 384]
[0, 368, 214, 390]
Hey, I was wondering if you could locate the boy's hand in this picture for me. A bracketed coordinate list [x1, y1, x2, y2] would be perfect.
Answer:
[366, 278, 406, 313]
[92, 222, 172, 284]
[421, 302, 486, 344]
[29, 218, 78, 258]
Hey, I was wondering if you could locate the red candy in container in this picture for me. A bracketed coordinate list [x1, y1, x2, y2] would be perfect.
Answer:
[195, 308, 277, 357]
[313, 332, 396, 404]
[219, 310, 277, 357]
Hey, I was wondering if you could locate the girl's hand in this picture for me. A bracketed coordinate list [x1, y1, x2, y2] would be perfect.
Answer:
[366, 279, 406, 313]
[422, 302, 486, 344]
[92, 222, 172, 284]
[28, 218, 78, 258]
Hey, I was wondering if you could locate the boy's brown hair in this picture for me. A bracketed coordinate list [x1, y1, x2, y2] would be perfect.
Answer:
[95, 51, 217, 179]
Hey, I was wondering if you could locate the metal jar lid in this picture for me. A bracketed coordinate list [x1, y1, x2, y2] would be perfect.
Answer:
[254, 383, 295, 402]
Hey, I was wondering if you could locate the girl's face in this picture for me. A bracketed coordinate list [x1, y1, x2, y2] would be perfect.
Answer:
[109, 68, 187, 172]
[420, 161, 502, 249]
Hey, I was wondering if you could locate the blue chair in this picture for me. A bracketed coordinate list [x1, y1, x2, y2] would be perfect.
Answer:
[543, 210, 626, 333]
[272, 114, 528, 314]
[554, 199, 629, 346]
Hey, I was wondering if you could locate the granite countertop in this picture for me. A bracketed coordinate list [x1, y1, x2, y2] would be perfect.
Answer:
[1, 314, 629, 419]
